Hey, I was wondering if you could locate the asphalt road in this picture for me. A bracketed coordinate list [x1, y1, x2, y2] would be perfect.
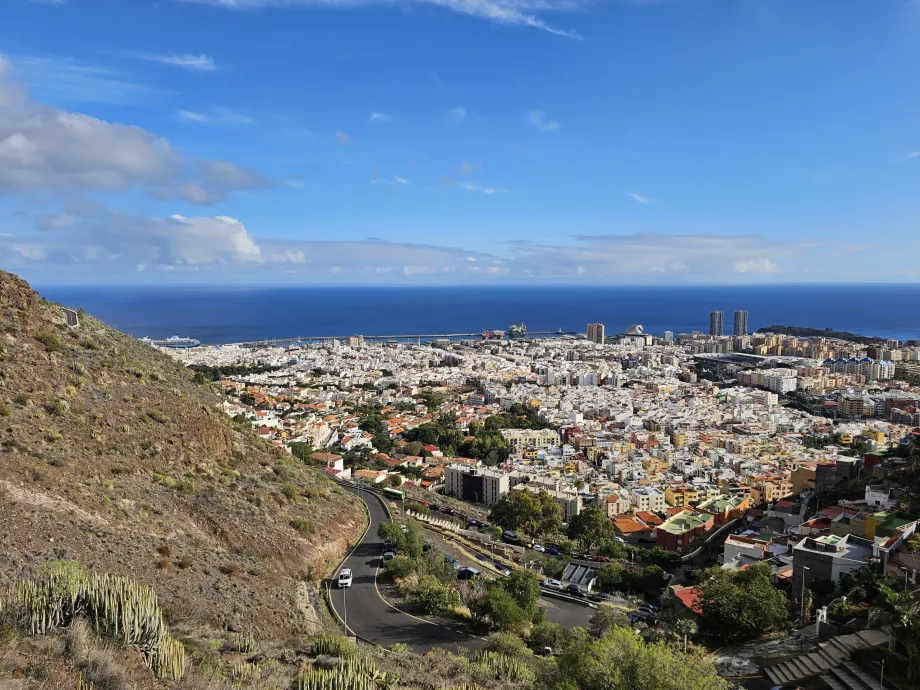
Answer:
[328, 485, 487, 652]
[328, 485, 594, 652]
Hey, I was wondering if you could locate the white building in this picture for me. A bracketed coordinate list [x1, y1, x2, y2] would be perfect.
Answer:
[500, 428, 561, 452]
[630, 486, 667, 513]
[444, 465, 509, 505]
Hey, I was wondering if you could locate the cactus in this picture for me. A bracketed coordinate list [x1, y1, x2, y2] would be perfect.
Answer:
[470, 650, 530, 682]
[292, 654, 401, 690]
[308, 635, 357, 658]
[76, 673, 94, 690]
[230, 661, 258, 681]
[232, 631, 256, 654]
[0, 562, 185, 681]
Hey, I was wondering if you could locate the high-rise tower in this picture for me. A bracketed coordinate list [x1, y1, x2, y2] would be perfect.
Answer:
[733, 310, 749, 337]
[587, 323, 605, 344]
[709, 311, 724, 337]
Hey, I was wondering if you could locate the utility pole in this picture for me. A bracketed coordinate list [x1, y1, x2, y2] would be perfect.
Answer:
[800, 566, 810, 624]
[880, 658, 885, 690]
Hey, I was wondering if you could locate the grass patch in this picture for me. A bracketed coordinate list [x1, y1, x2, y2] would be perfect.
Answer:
[35, 331, 63, 352]
[290, 518, 313, 535]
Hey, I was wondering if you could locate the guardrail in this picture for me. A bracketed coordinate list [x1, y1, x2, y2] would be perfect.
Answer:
[680, 518, 740, 562]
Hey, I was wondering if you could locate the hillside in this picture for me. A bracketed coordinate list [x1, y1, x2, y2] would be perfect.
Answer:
[0, 270, 365, 652]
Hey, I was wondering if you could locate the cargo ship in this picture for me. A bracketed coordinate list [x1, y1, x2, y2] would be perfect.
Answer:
[141, 335, 201, 349]
[508, 323, 527, 340]
[481, 329, 506, 340]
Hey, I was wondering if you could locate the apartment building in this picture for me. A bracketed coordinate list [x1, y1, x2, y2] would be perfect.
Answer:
[500, 428, 561, 451]
[630, 486, 667, 513]
[792, 534, 873, 592]
[512, 484, 583, 521]
[656, 510, 715, 553]
[444, 464, 509, 505]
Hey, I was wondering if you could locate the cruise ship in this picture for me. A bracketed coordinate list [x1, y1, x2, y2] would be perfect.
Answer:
[141, 335, 201, 349]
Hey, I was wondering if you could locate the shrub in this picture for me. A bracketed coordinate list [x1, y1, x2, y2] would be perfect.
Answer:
[156, 558, 171, 570]
[82, 647, 130, 690]
[143, 409, 169, 424]
[383, 555, 417, 581]
[13, 393, 29, 406]
[35, 331, 63, 352]
[290, 518, 313, 535]
[218, 563, 241, 577]
[0, 403, 9, 417]
[486, 632, 529, 658]
[529, 621, 565, 651]
[177, 556, 193, 570]
[46, 399, 69, 416]
[281, 484, 298, 502]
[156, 544, 171, 557]
[409, 575, 462, 616]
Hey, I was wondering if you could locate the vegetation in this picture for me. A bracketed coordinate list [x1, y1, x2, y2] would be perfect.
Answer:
[189, 363, 282, 382]
[759, 324, 884, 345]
[567, 505, 615, 551]
[469, 571, 543, 633]
[488, 490, 562, 540]
[697, 563, 788, 644]
[597, 541, 681, 569]
[596, 562, 668, 598]
[549, 626, 732, 690]
[0, 561, 185, 680]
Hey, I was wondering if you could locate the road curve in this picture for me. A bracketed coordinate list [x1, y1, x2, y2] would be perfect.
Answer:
[328, 485, 487, 652]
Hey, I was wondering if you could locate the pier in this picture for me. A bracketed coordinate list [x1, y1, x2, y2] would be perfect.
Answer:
[223, 330, 578, 348]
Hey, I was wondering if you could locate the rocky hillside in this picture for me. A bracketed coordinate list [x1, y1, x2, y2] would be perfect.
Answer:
[0, 269, 364, 641]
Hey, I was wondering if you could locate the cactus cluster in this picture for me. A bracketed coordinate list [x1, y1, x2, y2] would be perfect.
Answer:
[232, 631, 256, 654]
[230, 660, 259, 681]
[308, 635, 357, 658]
[470, 650, 530, 682]
[0, 561, 185, 681]
[293, 654, 400, 690]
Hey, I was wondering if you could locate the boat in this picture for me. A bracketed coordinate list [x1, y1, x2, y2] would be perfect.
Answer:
[141, 335, 201, 349]
[481, 329, 505, 340]
[508, 323, 527, 340]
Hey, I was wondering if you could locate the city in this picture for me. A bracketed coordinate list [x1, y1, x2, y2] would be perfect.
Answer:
[168, 310, 920, 688]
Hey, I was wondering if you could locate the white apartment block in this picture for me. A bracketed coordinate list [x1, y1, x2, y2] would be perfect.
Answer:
[500, 428, 562, 452]
[630, 486, 667, 513]
[513, 484, 583, 521]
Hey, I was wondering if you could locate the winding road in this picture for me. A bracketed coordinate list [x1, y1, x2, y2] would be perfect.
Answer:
[328, 484, 594, 652]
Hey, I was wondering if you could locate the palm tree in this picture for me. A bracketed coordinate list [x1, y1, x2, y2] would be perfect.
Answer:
[880, 585, 920, 682]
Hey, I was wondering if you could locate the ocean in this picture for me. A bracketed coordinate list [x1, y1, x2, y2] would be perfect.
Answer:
[37, 284, 920, 345]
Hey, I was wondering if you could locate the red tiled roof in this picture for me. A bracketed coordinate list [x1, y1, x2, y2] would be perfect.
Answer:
[674, 587, 703, 616]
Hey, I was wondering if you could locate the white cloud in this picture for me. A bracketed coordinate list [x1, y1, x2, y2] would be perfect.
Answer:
[0, 54, 268, 204]
[447, 107, 467, 125]
[174, 0, 583, 38]
[526, 110, 560, 132]
[891, 151, 920, 165]
[369, 112, 392, 123]
[627, 192, 652, 204]
[140, 53, 217, 71]
[732, 258, 783, 275]
[10, 55, 170, 105]
[1, 230, 812, 284]
[176, 107, 255, 125]
[457, 181, 507, 194]
[394, 177, 411, 184]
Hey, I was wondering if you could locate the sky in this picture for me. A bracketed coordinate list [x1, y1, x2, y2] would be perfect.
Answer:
[0, 0, 918, 285]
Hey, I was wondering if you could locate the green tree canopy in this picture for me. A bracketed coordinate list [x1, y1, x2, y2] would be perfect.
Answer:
[550, 626, 732, 690]
[697, 563, 788, 645]
[488, 490, 561, 539]
[567, 505, 615, 551]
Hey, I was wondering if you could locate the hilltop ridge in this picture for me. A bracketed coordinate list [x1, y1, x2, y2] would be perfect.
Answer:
[0, 269, 364, 640]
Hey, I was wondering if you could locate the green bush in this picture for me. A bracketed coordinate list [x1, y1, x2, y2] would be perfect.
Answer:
[384, 555, 417, 581]
[409, 575, 462, 616]
[529, 621, 565, 651]
[308, 635, 356, 658]
[35, 331, 63, 352]
[0, 403, 9, 417]
[290, 518, 312, 535]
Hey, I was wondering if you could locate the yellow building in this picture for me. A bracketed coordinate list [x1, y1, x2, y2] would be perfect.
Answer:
[665, 486, 701, 507]
[790, 465, 816, 495]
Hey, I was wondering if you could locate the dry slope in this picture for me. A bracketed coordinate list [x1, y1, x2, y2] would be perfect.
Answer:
[0, 269, 364, 640]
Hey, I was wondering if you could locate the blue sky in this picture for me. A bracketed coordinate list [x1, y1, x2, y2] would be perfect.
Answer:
[0, 0, 918, 285]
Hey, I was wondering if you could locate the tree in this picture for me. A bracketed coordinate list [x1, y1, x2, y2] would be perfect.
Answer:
[498, 570, 541, 617]
[474, 587, 530, 633]
[697, 563, 788, 645]
[378, 522, 406, 551]
[589, 606, 629, 637]
[670, 619, 698, 653]
[386, 474, 403, 488]
[567, 505, 615, 552]
[529, 621, 565, 652]
[410, 575, 462, 615]
[550, 626, 732, 690]
[879, 583, 920, 682]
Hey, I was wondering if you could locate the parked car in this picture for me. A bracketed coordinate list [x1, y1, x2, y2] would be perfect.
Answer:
[541, 579, 564, 591]
[589, 592, 615, 603]
[429, 504, 440, 511]
[467, 517, 481, 527]
[564, 584, 586, 598]
[639, 602, 660, 613]
[457, 566, 481, 581]
[546, 547, 563, 556]
[628, 613, 646, 625]
[442, 507, 455, 515]
[502, 530, 519, 543]
[444, 554, 460, 569]
[613, 536, 626, 543]
[494, 564, 511, 576]
[532, 544, 545, 553]
[337, 568, 353, 588]
[382, 549, 396, 562]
